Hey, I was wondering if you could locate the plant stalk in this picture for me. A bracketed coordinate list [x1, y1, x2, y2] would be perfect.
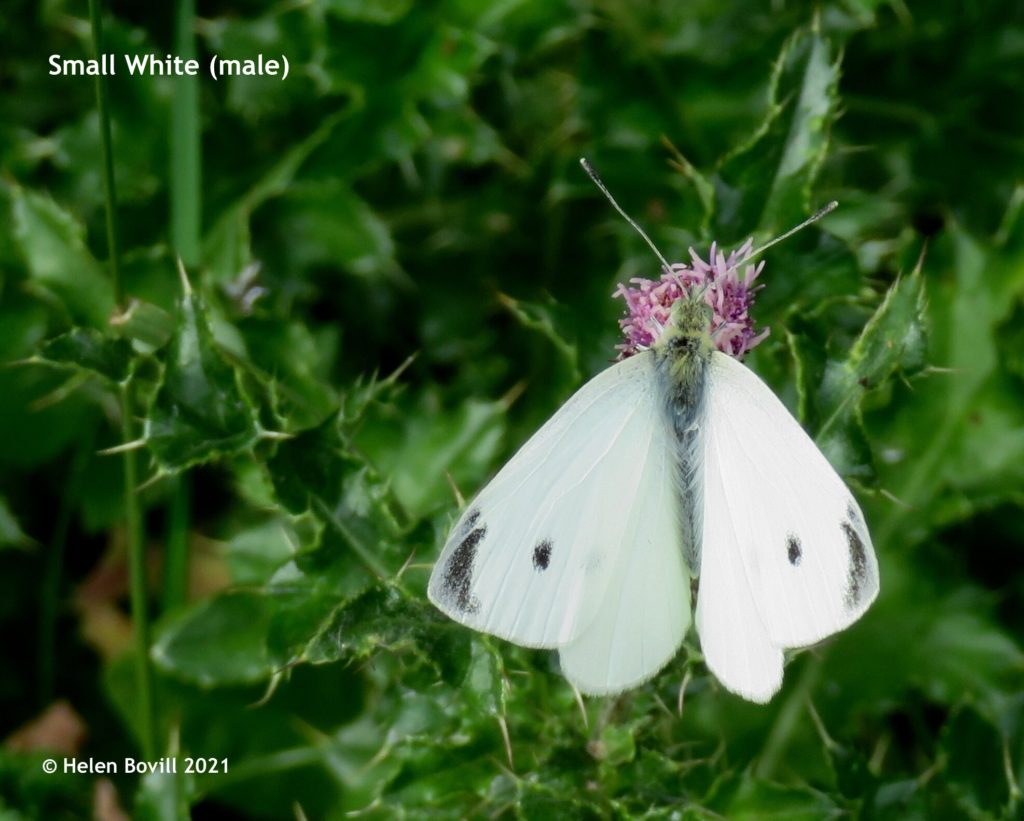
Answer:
[121, 384, 155, 759]
[164, 0, 201, 615]
[89, 0, 156, 759]
[88, 0, 121, 304]
[38, 427, 94, 706]
[171, 0, 201, 265]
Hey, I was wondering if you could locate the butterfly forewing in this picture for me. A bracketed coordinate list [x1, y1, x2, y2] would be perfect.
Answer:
[428, 352, 682, 651]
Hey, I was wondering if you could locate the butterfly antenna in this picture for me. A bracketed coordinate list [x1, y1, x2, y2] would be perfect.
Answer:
[745, 200, 839, 263]
[580, 157, 673, 272]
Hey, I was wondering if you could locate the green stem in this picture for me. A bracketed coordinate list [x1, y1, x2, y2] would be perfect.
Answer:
[89, 0, 156, 758]
[163, 0, 200, 615]
[171, 0, 201, 265]
[38, 425, 95, 705]
[88, 0, 121, 302]
[122, 385, 155, 759]
[162, 474, 190, 611]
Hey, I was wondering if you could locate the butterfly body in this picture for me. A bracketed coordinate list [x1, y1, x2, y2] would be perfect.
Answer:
[653, 296, 715, 575]
[428, 292, 879, 702]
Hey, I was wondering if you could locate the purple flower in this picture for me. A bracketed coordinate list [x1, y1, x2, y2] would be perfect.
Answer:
[613, 239, 770, 359]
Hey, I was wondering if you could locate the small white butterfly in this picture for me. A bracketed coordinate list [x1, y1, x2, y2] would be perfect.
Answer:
[428, 160, 878, 703]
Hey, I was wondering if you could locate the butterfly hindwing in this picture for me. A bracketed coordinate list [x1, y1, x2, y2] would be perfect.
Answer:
[429, 352, 686, 654]
[696, 351, 879, 701]
[557, 425, 691, 693]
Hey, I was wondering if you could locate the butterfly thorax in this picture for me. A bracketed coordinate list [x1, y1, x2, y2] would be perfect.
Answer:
[653, 297, 715, 414]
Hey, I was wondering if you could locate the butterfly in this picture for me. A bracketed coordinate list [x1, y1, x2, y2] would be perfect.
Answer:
[427, 161, 879, 703]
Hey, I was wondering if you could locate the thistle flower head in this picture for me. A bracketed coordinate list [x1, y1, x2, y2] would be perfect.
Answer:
[613, 239, 769, 358]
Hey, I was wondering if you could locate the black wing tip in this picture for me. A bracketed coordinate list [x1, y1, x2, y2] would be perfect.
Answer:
[438, 508, 486, 614]
[841, 518, 873, 610]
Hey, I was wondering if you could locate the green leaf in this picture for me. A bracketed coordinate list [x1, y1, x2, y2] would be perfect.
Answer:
[276, 181, 397, 279]
[266, 415, 350, 516]
[914, 601, 1024, 713]
[872, 222, 1024, 547]
[708, 774, 842, 820]
[500, 293, 581, 387]
[300, 586, 472, 686]
[713, 24, 840, 237]
[461, 638, 506, 718]
[402, 24, 496, 103]
[263, 548, 376, 670]
[814, 267, 927, 473]
[35, 327, 134, 384]
[143, 285, 260, 472]
[152, 591, 276, 686]
[224, 519, 296, 586]
[516, 781, 601, 820]
[0, 292, 49, 360]
[593, 723, 638, 768]
[357, 393, 507, 518]
[0, 497, 32, 549]
[826, 557, 1024, 719]
[496, 292, 588, 447]
[942, 706, 1011, 818]
[110, 299, 177, 350]
[665, 139, 716, 235]
[0, 367, 97, 469]
[827, 272, 928, 392]
[5, 181, 116, 328]
[237, 318, 339, 430]
[266, 409, 407, 576]
[323, 0, 414, 24]
[203, 110, 348, 282]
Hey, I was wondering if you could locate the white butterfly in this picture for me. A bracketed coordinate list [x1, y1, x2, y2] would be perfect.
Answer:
[427, 167, 878, 703]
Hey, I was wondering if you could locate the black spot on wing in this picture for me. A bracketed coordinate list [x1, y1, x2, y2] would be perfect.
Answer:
[841, 520, 868, 609]
[786, 534, 802, 566]
[532, 539, 552, 571]
[443, 510, 485, 614]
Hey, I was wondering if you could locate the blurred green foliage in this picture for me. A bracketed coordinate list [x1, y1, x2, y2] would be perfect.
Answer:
[1, 0, 1023, 817]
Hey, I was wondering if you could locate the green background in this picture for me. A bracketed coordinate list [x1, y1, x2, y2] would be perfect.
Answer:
[1, 0, 1022, 817]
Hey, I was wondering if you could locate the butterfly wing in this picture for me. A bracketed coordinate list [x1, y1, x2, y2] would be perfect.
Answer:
[697, 351, 879, 702]
[429, 351, 690, 677]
